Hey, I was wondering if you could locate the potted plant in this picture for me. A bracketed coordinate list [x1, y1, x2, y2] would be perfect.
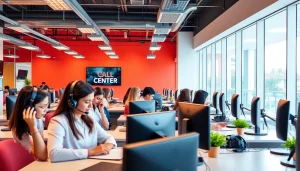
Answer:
[232, 119, 250, 135]
[24, 77, 31, 86]
[208, 132, 227, 158]
[282, 137, 296, 161]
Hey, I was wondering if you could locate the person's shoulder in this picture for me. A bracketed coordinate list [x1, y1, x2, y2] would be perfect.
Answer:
[50, 114, 68, 125]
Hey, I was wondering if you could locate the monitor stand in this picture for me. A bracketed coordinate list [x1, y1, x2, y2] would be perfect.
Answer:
[197, 157, 204, 166]
[270, 149, 290, 156]
[280, 147, 296, 168]
[244, 127, 268, 136]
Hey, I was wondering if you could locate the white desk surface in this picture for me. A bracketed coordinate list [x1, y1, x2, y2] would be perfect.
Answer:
[107, 106, 125, 113]
[0, 126, 49, 140]
[20, 149, 295, 171]
[117, 115, 178, 124]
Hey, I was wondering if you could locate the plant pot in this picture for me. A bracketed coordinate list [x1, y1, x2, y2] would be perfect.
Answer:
[237, 128, 244, 135]
[293, 152, 296, 161]
[208, 146, 220, 158]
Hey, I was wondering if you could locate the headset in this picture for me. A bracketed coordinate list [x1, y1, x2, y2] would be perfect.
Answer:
[68, 80, 79, 109]
[68, 80, 89, 114]
[28, 87, 38, 109]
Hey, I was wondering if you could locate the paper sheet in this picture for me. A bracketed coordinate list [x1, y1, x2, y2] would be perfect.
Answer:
[89, 147, 123, 160]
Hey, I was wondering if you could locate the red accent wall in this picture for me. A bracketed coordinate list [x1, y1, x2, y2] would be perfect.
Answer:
[29, 41, 176, 98]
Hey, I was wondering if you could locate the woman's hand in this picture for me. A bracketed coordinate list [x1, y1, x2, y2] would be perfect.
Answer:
[23, 107, 37, 131]
[212, 122, 228, 131]
[88, 144, 110, 156]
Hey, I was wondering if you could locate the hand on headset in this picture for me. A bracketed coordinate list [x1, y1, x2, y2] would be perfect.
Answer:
[23, 107, 37, 131]
[98, 101, 104, 110]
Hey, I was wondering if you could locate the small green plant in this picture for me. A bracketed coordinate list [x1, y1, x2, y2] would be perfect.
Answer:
[24, 77, 31, 86]
[210, 132, 227, 147]
[232, 119, 250, 128]
[282, 137, 296, 151]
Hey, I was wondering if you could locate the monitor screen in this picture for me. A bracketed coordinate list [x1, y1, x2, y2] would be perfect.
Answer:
[17, 69, 28, 80]
[126, 111, 176, 144]
[129, 100, 155, 114]
[153, 93, 162, 110]
[123, 133, 198, 171]
[6, 95, 17, 120]
[86, 67, 121, 86]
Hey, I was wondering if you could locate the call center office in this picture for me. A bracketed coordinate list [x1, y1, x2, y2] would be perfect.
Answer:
[0, 0, 299, 170]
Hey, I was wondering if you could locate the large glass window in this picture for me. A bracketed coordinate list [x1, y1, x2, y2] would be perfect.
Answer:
[227, 35, 236, 101]
[242, 25, 257, 108]
[297, 5, 300, 107]
[207, 46, 212, 101]
[216, 41, 222, 93]
[265, 11, 287, 115]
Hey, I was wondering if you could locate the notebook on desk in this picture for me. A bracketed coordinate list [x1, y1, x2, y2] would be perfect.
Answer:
[80, 162, 122, 171]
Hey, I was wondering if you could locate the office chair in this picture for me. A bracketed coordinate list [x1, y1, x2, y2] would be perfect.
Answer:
[175, 90, 178, 101]
[111, 88, 114, 99]
[0, 139, 35, 171]
[45, 112, 55, 129]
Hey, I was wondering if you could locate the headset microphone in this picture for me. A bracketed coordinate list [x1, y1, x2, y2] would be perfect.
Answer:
[75, 108, 89, 115]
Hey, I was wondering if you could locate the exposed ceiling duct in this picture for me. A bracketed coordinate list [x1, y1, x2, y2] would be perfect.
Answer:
[130, 0, 144, 5]
[157, 0, 190, 23]
[0, 0, 45, 5]
[171, 6, 197, 32]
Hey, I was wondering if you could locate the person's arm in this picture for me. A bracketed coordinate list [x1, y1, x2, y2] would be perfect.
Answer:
[47, 117, 88, 162]
[124, 105, 129, 115]
[173, 101, 178, 110]
[211, 122, 228, 131]
[97, 105, 109, 130]
[95, 122, 117, 149]
[23, 107, 47, 161]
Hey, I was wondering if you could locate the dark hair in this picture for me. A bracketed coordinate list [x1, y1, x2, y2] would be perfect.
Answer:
[93, 87, 104, 110]
[42, 82, 46, 84]
[102, 87, 111, 100]
[4, 86, 9, 90]
[177, 88, 191, 103]
[123, 87, 132, 104]
[9, 86, 49, 140]
[94, 87, 104, 96]
[193, 90, 208, 104]
[142, 87, 155, 97]
[52, 80, 94, 140]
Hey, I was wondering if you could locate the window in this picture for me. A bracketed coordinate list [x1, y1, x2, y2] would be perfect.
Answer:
[199, 50, 203, 89]
[227, 34, 236, 101]
[297, 5, 300, 108]
[207, 45, 212, 101]
[265, 11, 287, 115]
[216, 41, 222, 93]
[242, 25, 257, 108]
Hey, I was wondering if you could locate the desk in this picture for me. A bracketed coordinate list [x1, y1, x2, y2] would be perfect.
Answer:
[20, 149, 295, 171]
[0, 126, 49, 141]
[117, 115, 178, 126]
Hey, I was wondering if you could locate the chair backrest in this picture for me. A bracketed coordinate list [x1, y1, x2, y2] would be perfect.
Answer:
[0, 139, 35, 171]
[45, 112, 55, 129]
[175, 90, 178, 100]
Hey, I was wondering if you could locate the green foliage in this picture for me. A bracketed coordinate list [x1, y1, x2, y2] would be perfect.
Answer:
[282, 137, 296, 151]
[232, 119, 250, 128]
[210, 132, 227, 147]
[24, 77, 31, 86]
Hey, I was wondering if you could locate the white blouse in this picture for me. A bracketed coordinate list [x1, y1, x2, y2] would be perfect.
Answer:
[89, 107, 109, 129]
[47, 114, 117, 162]
[12, 118, 44, 153]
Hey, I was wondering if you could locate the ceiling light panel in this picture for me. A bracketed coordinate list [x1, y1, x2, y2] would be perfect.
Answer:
[52, 45, 70, 50]
[6, 24, 30, 33]
[109, 55, 119, 59]
[4, 54, 19, 58]
[77, 26, 96, 34]
[98, 44, 112, 50]
[74, 54, 85, 59]
[147, 54, 156, 59]
[37, 54, 51, 58]
[19, 44, 40, 51]
[88, 34, 104, 41]
[151, 35, 166, 42]
[43, 0, 72, 11]
[150, 43, 162, 51]
[154, 27, 171, 35]
[105, 51, 116, 55]
[64, 50, 77, 55]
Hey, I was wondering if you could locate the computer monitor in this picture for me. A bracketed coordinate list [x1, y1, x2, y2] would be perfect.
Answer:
[110, 88, 114, 99]
[231, 94, 241, 119]
[9, 88, 17, 95]
[212, 92, 219, 115]
[162, 88, 166, 96]
[275, 99, 290, 141]
[153, 93, 162, 111]
[129, 100, 155, 114]
[123, 133, 199, 171]
[59, 88, 65, 98]
[244, 97, 268, 136]
[49, 91, 56, 104]
[6, 95, 17, 120]
[126, 111, 176, 144]
[175, 90, 178, 101]
[178, 102, 210, 150]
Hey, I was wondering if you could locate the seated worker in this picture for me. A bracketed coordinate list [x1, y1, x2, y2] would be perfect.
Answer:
[3, 85, 9, 105]
[39, 82, 49, 91]
[139, 87, 155, 101]
[124, 87, 140, 115]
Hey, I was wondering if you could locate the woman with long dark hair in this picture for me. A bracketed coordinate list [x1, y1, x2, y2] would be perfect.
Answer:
[90, 87, 110, 130]
[9, 86, 48, 161]
[47, 80, 116, 162]
[173, 88, 191, 110]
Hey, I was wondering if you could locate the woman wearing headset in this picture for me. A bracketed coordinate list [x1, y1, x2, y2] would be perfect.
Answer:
[47, 80, 116, 162]
[9, 86, 49, 161]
